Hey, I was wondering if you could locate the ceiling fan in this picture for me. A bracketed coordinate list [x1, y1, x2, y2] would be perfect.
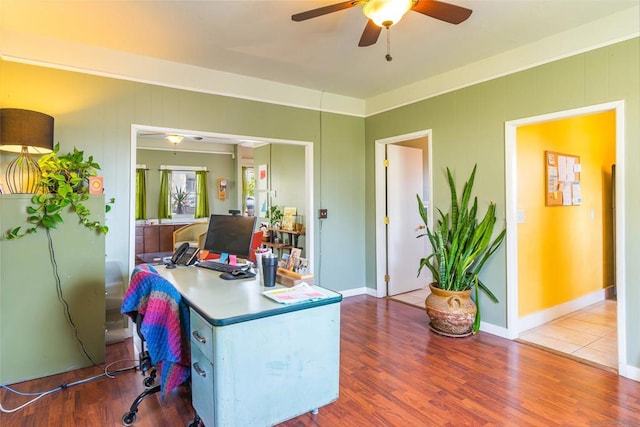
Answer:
[292, 0, 472, 49]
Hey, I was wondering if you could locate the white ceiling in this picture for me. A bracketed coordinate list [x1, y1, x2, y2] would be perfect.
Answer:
[0, 0, 639, 115]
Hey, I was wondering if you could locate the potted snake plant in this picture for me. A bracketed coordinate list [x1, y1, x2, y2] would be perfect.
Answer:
[417, 164, 505, 336]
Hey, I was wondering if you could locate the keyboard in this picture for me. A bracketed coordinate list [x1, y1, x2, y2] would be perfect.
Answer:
[196, 260, 236, 273]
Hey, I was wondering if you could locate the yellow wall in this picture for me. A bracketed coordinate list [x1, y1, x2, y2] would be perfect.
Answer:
[517, 111, 616, 317]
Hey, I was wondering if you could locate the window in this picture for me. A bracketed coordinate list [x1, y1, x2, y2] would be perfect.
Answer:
[171, 170, 196, 217]
[243, 167, 255, 216]
[161, 165, 207, 219]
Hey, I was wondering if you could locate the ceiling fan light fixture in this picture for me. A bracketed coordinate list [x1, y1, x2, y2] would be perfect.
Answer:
[363, 0, 414, 28]
[166, 134, 184, 145]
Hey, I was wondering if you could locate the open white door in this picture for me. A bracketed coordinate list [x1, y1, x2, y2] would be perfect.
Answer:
[387, 144, 429, 296]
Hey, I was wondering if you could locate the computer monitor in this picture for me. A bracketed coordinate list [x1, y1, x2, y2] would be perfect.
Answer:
[203, 214, 257, 260]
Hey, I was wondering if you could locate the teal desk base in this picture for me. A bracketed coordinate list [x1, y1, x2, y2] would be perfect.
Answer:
[157, 265, 341, 426]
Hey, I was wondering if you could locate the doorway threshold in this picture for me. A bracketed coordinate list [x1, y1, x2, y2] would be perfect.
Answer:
[388, 287, 429, 309]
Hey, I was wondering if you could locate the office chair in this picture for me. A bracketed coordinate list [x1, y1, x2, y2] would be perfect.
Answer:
[121, 264, 195, 426]
[121, 312, 161, 426]
[172, 222, 209, 250]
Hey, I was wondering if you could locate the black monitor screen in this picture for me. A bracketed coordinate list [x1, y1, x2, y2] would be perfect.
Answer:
[203, 214, 257, 260]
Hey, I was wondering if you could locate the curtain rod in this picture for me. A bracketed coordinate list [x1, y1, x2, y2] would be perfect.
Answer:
[157, 169, 209, 173]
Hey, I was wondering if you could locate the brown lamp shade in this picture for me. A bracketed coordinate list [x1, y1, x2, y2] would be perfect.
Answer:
[0, 108, 55, 193]
[0, 108, 54, 154]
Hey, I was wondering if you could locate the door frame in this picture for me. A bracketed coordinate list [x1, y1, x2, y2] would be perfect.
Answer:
[128, 124, 315, 278]
[504, 100, 627, 375]
[374, 130, 432, 298]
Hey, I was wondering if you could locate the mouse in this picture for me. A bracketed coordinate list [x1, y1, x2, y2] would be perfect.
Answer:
[219, 270, 255, 280]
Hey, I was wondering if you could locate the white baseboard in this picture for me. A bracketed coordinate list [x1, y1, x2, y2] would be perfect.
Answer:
[620, 364, 640, 382]
[479, 321, 510, 339]
[518, 289, 606, 334]
[340, 286, 374, 298]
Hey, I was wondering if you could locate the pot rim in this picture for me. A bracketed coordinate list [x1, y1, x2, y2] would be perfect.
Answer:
[428, 282, 473, 296]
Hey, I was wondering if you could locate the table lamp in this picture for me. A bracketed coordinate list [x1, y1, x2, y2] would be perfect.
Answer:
[0, 108, 54, 193]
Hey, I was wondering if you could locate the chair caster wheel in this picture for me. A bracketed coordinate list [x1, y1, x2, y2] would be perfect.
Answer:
[143, 377, 155, 388]
[187, 415, 203, 427]
[122, 412, 136, 426]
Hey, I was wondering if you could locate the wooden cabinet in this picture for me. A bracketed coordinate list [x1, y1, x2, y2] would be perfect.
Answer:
[135, 223, 187, 255]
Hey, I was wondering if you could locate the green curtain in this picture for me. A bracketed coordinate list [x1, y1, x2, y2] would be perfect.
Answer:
[135, 168, 147, 220]
[195, 170, 210, 219]
[241, 167, 249, 214]
[158, 170, 172, 219]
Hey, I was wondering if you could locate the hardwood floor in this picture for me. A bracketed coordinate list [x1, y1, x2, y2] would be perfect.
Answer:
[2, 295, 639, 426]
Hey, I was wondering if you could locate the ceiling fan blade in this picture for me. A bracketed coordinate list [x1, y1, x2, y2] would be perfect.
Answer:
[412, 0, 472, 24]
[358, 19, 382, 47]
[292, 1, 357, 22]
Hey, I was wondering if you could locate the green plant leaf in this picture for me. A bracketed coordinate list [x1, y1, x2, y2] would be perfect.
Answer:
[27, 215, 41, 223]
[7, 145, 113, 239]
[45, 203, 61, 214]
[417, 164, 505, 316]
[41, 216, 58, 229]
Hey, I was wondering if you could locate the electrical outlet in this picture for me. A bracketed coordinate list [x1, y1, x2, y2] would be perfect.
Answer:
[319, 209, 328, 219]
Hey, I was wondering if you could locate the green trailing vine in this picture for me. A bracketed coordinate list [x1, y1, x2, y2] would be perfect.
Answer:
[5, 143, 113, 239]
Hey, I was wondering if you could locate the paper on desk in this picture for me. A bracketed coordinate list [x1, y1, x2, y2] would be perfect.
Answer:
[262, 283, 333, 304]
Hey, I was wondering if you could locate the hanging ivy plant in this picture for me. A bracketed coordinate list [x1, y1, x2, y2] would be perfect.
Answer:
[5, 143, 114, 239]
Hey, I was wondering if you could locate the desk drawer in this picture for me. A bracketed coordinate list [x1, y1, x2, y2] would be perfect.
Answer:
[190, 309, 214, 362]
[191, 344, 214, 425]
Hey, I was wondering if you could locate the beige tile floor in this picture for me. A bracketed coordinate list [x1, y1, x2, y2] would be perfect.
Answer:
[390, 285, 430, 308]
[390, 287, 617, 371]
[519, 299, 617, 370]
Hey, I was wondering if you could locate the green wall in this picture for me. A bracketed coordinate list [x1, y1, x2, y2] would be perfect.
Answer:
[269, 144, 306, 218]
[252, 143, 308, 256]
[365, 38, 639, 365]
[1, 195, 105, 383]
[0, 60, 366, 294]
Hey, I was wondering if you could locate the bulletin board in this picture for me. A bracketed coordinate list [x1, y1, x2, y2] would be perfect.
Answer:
[545, 151, 581, 206]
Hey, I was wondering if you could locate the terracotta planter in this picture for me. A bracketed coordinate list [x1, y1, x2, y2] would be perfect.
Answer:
[425, 283, 477, 337]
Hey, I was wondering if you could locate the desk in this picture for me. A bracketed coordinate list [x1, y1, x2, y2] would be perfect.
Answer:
[156, 265, 342, 426]
[135, 251, 172, 265]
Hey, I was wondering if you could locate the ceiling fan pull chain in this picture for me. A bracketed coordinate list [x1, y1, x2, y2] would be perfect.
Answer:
[385, 27, 392, 62]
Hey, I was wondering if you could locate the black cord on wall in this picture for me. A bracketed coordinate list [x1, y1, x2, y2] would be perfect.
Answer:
[46, 228, 99, 367]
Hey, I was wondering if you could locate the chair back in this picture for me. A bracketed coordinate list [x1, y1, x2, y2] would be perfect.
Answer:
[173, 222, 209, 249]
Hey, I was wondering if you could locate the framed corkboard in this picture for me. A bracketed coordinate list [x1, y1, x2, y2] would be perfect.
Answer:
[545, 151, 581, 206]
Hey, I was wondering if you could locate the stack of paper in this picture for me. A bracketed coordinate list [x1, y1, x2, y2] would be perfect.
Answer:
[262, 283, 334, 305]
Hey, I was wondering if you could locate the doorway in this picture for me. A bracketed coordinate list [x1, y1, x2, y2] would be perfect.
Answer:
[505, 101, 626, 375]
[128, 124, 315, 278]
[374, 130, 433, 298]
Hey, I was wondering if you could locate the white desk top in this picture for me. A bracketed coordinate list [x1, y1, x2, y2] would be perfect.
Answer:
[155, 264, 342, 326]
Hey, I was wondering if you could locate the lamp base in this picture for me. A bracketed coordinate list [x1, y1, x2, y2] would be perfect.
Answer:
[5, 146, 41, 194]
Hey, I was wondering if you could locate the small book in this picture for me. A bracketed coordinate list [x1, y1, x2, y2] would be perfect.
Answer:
[282, 207, 297, 230]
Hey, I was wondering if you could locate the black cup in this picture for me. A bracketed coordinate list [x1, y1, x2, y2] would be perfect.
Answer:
[262, 256, 278, 287]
